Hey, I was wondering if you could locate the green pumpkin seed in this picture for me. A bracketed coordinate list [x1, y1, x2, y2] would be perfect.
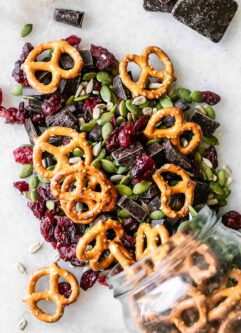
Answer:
[96, 148, 106, 160]
[159, 96, 173, 108]
[146, 138, 161, 146]
[110, 93, 118, 106]
[168, 89, 179, 102]
[83, 72, 97, 81]
[74, 94, 90, 102]
[116, 116, 125, 125]
[19, 164, 33, 179]
[133, 96, 147, 106]
[100, 85, 112, 103]
[118, 209, 130, 218]
[126, 100, 140, 115]
[150, 210, 165, 220]
[110, 174, 125, 183]
[73, 148, 84, 157]
[201, 162, 213, 181]
[80, 120, 97, 133]
[91, 159, 101, 169]
[102, 122, 113, 140]
[30, 189, 38, 202]
[115, 184, 132, 196]
[210, 182, 224, 195]
[47, 165, 55, 171]
[191, 91, 202, 103]
[120, 175, 131, 185]
[92, 142, 102, 157]
[202, 135, 219, 145]
[217, 169, 227, 187]
[194, 152, 202, 163]
[178, 88, 191, 102]
[133, 181, 152, 195]
[204, 105, 216, 119]
[66, 95, 75, 106]
[189, 205, 198, 217]
[29, 175, 39, 190]
[21, 23, 33, 37]
[101, 159, 117, 173]
[177, 220, 190, 232]
[97, 71, 112, 85]
[11, 85, 23, 96]
[38, 175, 50, 183]
[219, 200, 227, 207]
[46, 200, 55, 210]
[117, 166, 129, 174]
[119, 100, 128, 117]
[97, 111, 115, 126]
[138, 101, 150, 109]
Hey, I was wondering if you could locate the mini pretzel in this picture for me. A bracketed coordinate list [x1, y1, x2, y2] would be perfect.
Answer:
[218, 310, 241, 333]
[33, 126, 92, 179]
[24, 262, 79, 323]
[109, 240, 135, 269]
[119, 46, 175, 99]
[136, 223, 170, 261]
[208, 268, 241, 322]
[143, 108, 202, 155]
[21, 40, 83, 94]
[153, 164, 196, 219]
[76, 220, 124, 271]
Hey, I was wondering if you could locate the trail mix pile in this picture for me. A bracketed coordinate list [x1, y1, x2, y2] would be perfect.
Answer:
[1, 36, 241, 294]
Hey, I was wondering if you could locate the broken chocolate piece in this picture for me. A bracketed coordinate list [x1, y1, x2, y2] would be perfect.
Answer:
[23, 87, 43, 96]
[113, 75, 132, 100]
[190, 109, 220, 136]
[25, 99, 43, 115]
[117, 196, 147, 222]
[112, 142, 144, 167]
[24, 118, 41, 145]
[54, 8, 85, 28]
[146, 143, 166, 166]
[138, 184, 159, 200]
[80, 50, 94, 70]
[46, 106, 77, 127]
[48, 136, 65, 146]
[60, 54, 74, 70]
[89, 125, 103, 142]
[60, 76, 81, 96]
[193, 181, 210, 206]
[163, 140, 191, 170]
[148, 196, 161, 212]
[172, 0, 238, 43]
[144, 0, 177, 12]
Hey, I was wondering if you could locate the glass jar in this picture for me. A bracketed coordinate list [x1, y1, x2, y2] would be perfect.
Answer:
[108, 206, 241, 333]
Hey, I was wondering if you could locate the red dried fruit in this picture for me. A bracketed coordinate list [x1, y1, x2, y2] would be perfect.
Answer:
[201, 91, 221, 105]
[123, 217, 139, 234]
[13, 181, 29, 193]
[203, 145, 218, 169]
[12, 60, 29, 87]
[20, 42, 34, 63]
[118, 122, 135, 148]
[106, 128, 120, 152]
[222, 211, 241, 230]
[57, 243, 77, 261]
[131, 154, 156, 183]
[38, 185, 59, 203]
[134, 115, 150, 133]
[80, 269, 99, 291]
[28, 196, 46, 219]
[121, 232, 136, 249]
[54, 216, 77, 244]
[83, 96, 102, 112]
[13, 146, 33, 164]
[70, 257, 85, 267]
[58, 282, 72, 298]
[0, 106, 26, 125]
[0, 88, 2, 106]
[42, 92, 65, 116]
[98, 274, 109, 287]
[91, 44, 118, 70]
[40, 211, 56, 241]
[93, 81, 101, 91]
[65, 35, 81, 47]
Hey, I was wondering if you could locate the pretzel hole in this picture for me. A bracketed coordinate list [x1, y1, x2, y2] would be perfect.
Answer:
[181, 306, 200, 327]
[190, 252, 210, 271]
[169, 194, 185, 212]
[35, 275, 51, 292]
[180, 131, 194, 147]
[148, 53, 165, 72]
[225, 318, 241, 332]
[37, 300, 57, 315]
[35, 70, 52, 84]
[106, 229, 118, 240]
[226, 276, 238, 288]
[154, 116, 176, 129]
[59, 54, 74, 70]
[126, 62, 142, 82]
[99, 249, 111, 261]
[161, 172, 183, 185]
[36, 50, 52, 62]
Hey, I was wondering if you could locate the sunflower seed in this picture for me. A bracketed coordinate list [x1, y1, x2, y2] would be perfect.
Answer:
[86, 79, 94, 94]
[181, 138, 189, 148]
[80, 89, 86, 96]
[69, 157, 82, 164]
[202, 157, 213, 168]
[208, 193, 215, 200]
[149, 82, 162, 89]
[93, 107, 101, 120]
[29, 242, 44, 254]
[212, 174, 218, 181]
[17, 318, 28, 331]
[16, 262, 27, 274]
[79, 117, 85, 126]
[133, 96, 147, 106]
[54, 253, 61, 262]
[92, 142, 102, 157]
[143, 107, 153, 116]
[92, 90, 100, 95]
[141, 201, 150, 215]
[82, 81, 88, 87]
[152, 107, 158, 113]
[107, 102, 114, 111]
[207, 198, 219, 206]
[110, 174, 125, 183]
[75, 84, 84, 98]
[226, 176, 234, 185]
[20, 23, 33, 38]
[223, 165, 232, 175]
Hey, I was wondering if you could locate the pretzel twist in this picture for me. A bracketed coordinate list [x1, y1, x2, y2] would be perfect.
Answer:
[33, 127, 92, 179]
[21, 40, 83, 94]
[119, 46, 175, 99]
[24, 262, 79, 323]
[76, 220, 124, 271]
[109, 240, 135, 269]
[144, 108, 202, 155]
[153, 164, 196, 219]
[218, 310, 241, 333]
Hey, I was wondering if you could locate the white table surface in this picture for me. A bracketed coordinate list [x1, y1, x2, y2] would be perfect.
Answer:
[0, 0, 241, 332]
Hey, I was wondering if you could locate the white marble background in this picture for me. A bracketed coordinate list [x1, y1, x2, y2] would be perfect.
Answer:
[0, 0, 241, 332]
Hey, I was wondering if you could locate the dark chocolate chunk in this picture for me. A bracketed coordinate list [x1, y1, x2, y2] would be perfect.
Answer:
[48, 136, 65, 146]
[138, 184, 159, 200]
[23, 87, 43, 96]
[162, 115, 176, 128]
[172, 0, 238, 43]
[117, 196, 147, 222]
[24, 118, 41, 145]
[60, 54, 74, 70]
[113, 75, 132, 100]
[89, 125, 103, 142]
[25, 99, 43, 115]
[112, 142, 144, 167]
[80, 50, 94, 70]
[146, 143, 166, 166]
[175, 100, 190, 112]
[46, 106, 77, 127]
[144, 0, 177, 12]
[54, 8, 85, 28]
[60, 75, 81, 96]
[190, 109, 220, 136]
[77, 106, 92, 122]
[163, 140, 191, 170]
[193, 181, 210, 206]
[148, 196, 161, 212]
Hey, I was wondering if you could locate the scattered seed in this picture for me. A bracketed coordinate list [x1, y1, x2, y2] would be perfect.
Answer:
[149, 82, 162, 89]
[208, 193, 215, 200]
[11, 85, 23, 96]
[217, 169, 228, 187]
[29, 174, 39, 190]
[102, 122, 113, 140]
[202, 157, 213, 169]
[207, 198, 219, 206]
[96, 71, 112, 85]
[91, 159, 101, 169]
[79, 117, 85, 126]
[66, 95, 75, 106]
[101, 159, 117, 173]
[100, 85, 112, 103]
[202, 135, 219, 146]
[110, 174, 125, 183]
[210, 182, 224, 195]
[73, 147, 84, 157]
[201, 162, 213, 181]
[226, 176, 234, 185]
[195, 105, 206, 115]
[126, 100, 140, 115]
[17, 318, 28, 331]
[97, 111, 115, 126]
[69, 157, 82, 164]
[29, 242, 44, 254]
[92, 142, 102, 157]
[92, 90, 100, 95]
[223, 165, 232, 175]
[76, 202, 84, 213]
[19, 164, 33, 179]
[46, 200, 55, 211]
[80, 90, 86, 96]
[16, 262, 27, 274]
[141, 201, 150, 215]
[75, 84, 83, 98]
[191, 90, 202, 103]
[204, 105, 216, 119]
[212, 174, 217, 182]
[21, 23, 33, 38]
[117, 166, 129, 174]
[115, 184, 132, 196]
[120, 174, 131, 185]
[150, 210, 165, 220]
[159, 96, 173, 108]
[86, 79, 94, 94]
[142, 107, 152, 116]
[133, 181, 152, 195]
[127, 113, 133, 122]
[74, 94, 90, 102]
[117, 209, 130, 218]
[83, 72, 97, 81]
[181, 138, 189, 148]
[152, 107, 158, 113]
[132, 96, 147, 106]
[93, 107, 101, 120]
[80, 120, 97, 132]
[30, 189, 38, 202]
[107, 101, 114, 111]
[96, 148, 106, 160]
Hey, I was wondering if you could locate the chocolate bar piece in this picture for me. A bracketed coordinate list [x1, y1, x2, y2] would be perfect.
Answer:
[60, 75, 81, 96]
[60, 54, 74, 70]
[138, 184, 159, 200]
[112, 142, 144, 167]
[148, 196, 161, 212]
[24, 118, 41, 145]
[80, 50, 94, 70]
[89, 125, 103, 142]
[190, 109, 220, 136]
[144, 0, 177, 12]
[163, 140, 191, 170]
[54, 8, 85, 28]
[113, 75, 132, 100]
[46, 106, 77, 127]
[25, 99, 43, 115]
[117, 196, 147, 222]
[172, 0, 238, 43]
[146, 143, 166, 166]
[193, 181, 210, 206]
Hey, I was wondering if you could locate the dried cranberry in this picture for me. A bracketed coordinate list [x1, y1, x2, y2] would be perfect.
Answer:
[98, 274, 109, 287]
[118, 122, 135, 148]
[134, 116, 150, 133]
[54, 216, 77, 244]
[222, 211, 241, 230]
[0, 88, 2, 106]
[131, 154, 156, 183]
[191, 159, 202, 178]
[203, 145, 218, 169]
[58, 282, 72, 298]
[93, 81, 101, 90]
[91, 44, 118, 70]
[40, 211, 56, 241]
[111, 116, 116, 127]
[70, 257, 85, 267]
[83, 97, 102, 112]
[0, 106, 26, 125]
[106, 128, 120, 152]
[65, 35, 81, 47]
[13, 181, 29, 193]
[28, 196, 45, 219]
[13, 146, 33, 164]
[12, 60, 29, 86]
[121, 233, 136, 249]
[20, 42, 34, 63]
[42, 92, 65, 116]
[80, 269, 99, 291]
[57, 243, 77, 261]
[201, 91, 221, 105]
[123, 217, 139, 233]
[38, 185, 59, 203]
